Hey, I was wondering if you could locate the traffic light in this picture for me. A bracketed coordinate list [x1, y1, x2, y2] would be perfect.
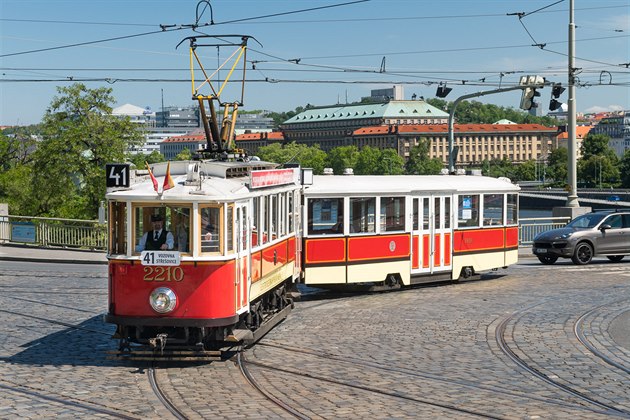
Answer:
[519, 75, 544, 111]
[549, 83, 565, 111]
[436, 84, 452, 98]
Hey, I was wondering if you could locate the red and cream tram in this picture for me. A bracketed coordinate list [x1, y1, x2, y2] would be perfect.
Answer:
[104, 160, 302, 355]
[301, 174, 519, 288]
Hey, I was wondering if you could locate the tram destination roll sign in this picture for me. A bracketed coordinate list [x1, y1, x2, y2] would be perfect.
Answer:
[141, 251, 181, 266]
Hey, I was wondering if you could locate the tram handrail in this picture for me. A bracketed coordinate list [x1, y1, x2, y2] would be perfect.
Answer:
[0, 214, 107, 250]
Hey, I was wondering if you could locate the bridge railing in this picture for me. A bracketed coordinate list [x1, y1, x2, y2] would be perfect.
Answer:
[519, 217, 571, 245]
[0, 214, 568, 251]
[0, 215, 107, 250]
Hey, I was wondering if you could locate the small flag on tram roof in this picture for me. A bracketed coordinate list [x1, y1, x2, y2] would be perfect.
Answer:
[145, 162, 159, 192]
[163, 161, 175, 191]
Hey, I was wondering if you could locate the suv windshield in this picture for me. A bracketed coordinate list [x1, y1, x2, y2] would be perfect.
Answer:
[566, 213, 606, 228]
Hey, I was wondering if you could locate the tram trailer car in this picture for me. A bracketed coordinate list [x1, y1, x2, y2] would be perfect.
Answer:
[104, 160, 302, 355]
[301, 174, 519, 289]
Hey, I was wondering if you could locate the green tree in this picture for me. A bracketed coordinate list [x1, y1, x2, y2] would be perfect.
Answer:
[376, 148, 405, 175]
[256, 142, 327, 174]
[513, 159, 536, 182]
[326, 146, 359, 175]
[405, 140, 443, 175]
[174, 148, 192, 161]
[127, 150, 165, 168]
[30, 83, 143, 218]
[620, 150, 630, 188]
[546, 147, 568, 186]
[354, 146, 381, 175]
[577, 134, 619, 187]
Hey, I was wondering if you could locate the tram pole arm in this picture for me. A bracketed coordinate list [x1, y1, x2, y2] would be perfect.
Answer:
[447, 84, 545, 174]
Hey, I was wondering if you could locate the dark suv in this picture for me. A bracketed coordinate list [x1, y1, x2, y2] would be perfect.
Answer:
[532, 210, 630, 265]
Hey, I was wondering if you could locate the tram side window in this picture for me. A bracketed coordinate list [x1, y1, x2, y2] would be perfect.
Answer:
[381, 197, 405, 232]
[308, 198, 344, 235]
[270, 194, 278, 240]
[252, 197, 260, 247]
[227, 205, 234, 252]
[458, 195, 479, 228]
[483, 194, 504, 226]
[262, 196, 269, 244]
[108, 201, 126, 255]
[201, 206, 221, 253]
[288, 192, 295, 234]
[133, 205, 191, 253]
[422, 198, 429, 230]
[412, 199, 419, 230]
[350, 197, 375, 234]
[444, 197, 451, 229]
[507, 194, 518, 225]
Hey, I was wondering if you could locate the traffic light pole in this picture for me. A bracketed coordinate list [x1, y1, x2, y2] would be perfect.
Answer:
[447, 84, 544, 174]
[566, 0, 579, 207]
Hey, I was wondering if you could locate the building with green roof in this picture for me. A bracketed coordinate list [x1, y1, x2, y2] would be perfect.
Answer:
[280, 100, 448, 151]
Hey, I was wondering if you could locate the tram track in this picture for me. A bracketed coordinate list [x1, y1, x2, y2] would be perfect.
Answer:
[0, 381, 139, 419]
[495, 308, 630, 417]
[237, 351, 310, 419]
[147, 366, 189, 420]
[239, 350, 504, 419]
[574, 301, 630, 375]
[256, 340, 615, 414]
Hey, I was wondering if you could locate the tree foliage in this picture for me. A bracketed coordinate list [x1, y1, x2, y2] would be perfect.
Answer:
[619, 150, 630, 188]
[546, 147, 568, 186]
[326, 146, 359, 175]
[577, 134, 619, 187]
[256, 142, 327, 174]
[405, 140, 443, 175]
[23, 83, 143, 218]
[425, 98, 558, 126]
[127, 150, 165, 168]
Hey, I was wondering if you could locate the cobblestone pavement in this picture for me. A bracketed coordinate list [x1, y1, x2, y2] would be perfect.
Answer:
[0, 257, 628, 419]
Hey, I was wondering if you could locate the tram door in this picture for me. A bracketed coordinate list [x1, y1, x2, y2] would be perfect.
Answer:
[411, 195, 452, 275]
[235, 203, 250, 314]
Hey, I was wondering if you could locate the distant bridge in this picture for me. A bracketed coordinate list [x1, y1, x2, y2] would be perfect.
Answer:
[520, 189, 630, 208]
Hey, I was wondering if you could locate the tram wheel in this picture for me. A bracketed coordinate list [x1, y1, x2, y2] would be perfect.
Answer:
[571, 242, 593, 265]
[537, 255, 558, 265]
[607, 255, 624, 262]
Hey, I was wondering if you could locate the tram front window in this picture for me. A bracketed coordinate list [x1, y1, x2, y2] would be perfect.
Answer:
[133, 205, 191, 253]
[201, 206, 221, 253]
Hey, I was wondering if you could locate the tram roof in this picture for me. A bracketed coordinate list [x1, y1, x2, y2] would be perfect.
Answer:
[304, 175, 520, 196]
[106, 160, 297, 202]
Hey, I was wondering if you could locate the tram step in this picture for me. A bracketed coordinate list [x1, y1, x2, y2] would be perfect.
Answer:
[226, 329, 254, 342]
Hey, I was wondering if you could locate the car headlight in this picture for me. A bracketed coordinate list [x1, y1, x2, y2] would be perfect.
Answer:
[149, 287, 177, 314]
[560, 232, 573, 239]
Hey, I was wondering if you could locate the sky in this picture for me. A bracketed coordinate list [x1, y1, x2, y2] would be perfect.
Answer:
[1, 0, 629, 126]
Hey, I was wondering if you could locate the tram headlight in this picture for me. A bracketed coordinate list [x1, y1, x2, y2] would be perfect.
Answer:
[149, 287, 177, 314]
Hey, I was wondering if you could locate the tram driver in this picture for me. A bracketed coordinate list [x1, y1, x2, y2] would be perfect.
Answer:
[136, 214, 174, 251]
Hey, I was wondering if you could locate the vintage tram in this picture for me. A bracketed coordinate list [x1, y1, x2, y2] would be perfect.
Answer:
[105, 160, 303, 357]
[302, 174, 520, 288]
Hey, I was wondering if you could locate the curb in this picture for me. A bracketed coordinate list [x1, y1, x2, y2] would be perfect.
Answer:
[0, 255, 108, 265]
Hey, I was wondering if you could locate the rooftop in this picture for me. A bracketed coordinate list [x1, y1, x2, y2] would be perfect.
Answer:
[283, 100, 449, 124]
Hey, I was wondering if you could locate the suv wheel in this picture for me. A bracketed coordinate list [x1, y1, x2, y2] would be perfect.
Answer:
[572, 242, 593, 265]
[607, 255, 624, 262]
[537, 255, 558, 265]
